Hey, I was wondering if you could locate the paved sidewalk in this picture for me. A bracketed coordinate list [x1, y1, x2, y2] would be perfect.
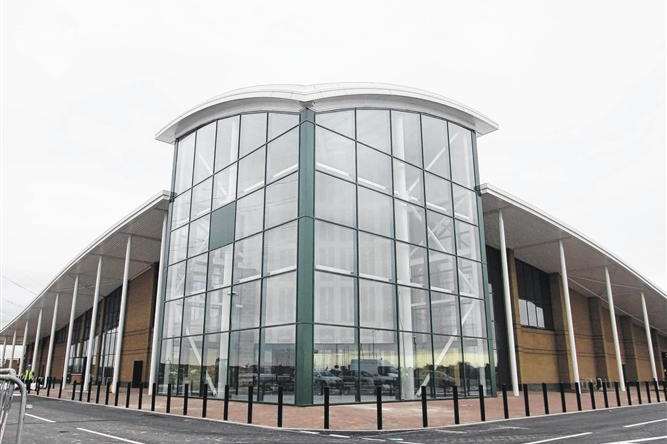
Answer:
[32, 382, 665, 430]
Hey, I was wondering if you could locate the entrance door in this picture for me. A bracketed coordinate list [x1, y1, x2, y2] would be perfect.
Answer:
[132, 361, 143, 387]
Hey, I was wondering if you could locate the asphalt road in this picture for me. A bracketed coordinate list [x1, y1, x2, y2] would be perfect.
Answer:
[2, 394, 665, 443]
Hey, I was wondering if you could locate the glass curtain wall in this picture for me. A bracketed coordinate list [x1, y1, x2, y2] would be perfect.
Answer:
[160, 112, 300, 403]
[312, 109, 490, 403]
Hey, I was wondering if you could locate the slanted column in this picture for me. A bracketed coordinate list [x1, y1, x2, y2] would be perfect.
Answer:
[111, 236, 132, 392]
[640, 292, 658, 382]
[148, 214, 168, 396]
[604, 267, 625, 391]
[9, 330, 17, 369]
[44, 293, 60, 381]
[31, 308, 43, 380]
[1, 337, 6, 367]
[83, 257, 103, 390]
[498, 210, 519, 396]
[19, 321, 29, 375]
[558, 240, 580, 386]
[62, 275, 79, 382]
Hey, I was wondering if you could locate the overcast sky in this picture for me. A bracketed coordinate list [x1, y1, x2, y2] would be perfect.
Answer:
[1, 0, 665, 328]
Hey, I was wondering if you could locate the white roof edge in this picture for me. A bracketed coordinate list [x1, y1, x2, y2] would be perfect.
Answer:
[0, 190, 171, 336]
[479, 183, 667, 300]
[155, 82, 499, 143]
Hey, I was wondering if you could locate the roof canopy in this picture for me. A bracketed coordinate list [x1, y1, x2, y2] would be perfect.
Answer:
[0, 192, 169, 343]
[481, 184, 667, 334]
[155, 83, 499, 144]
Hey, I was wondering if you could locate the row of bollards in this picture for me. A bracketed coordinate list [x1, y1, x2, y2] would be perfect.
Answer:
[28, 378, 667, 430]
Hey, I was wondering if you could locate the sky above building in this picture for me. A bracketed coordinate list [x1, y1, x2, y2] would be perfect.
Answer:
[1, 0, 665, 328]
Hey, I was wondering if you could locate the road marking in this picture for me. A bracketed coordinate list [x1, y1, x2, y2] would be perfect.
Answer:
[76, 428, 145, 444]
[300, 430, 320, 434]
[361, 438, 386, 442]
[328, 434, 351, 438]
[522, 432, 592, 444]
[25, 413, 55, 423]
[623, 418, 667, 428]
[602, 436, 667, 444]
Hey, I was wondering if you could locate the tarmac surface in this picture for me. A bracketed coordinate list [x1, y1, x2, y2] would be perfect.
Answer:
[2, 394, 666, 443]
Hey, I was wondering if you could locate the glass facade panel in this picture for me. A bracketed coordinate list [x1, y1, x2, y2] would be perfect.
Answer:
[159, 338, 180, 390]
[315, 127, 355, 180]
[449, 123, 475, 188]
[240, 113, 267, 156]
[358, 232, 394, 281]
[268, 113, 299, 139]
[431, 291, 459, 335]
[313, 325, 357, 404]
[210, 203, 235, 250]
[203, 332, 229, 398]
[162, 298, 183, 338]
[231, 280, 261, 330]
[393, 159, 423, 205]
[215, 116, 239, 172]
[458, 257, 483, 298]
[462, 337, 490, 394]
[429, 251, 457, 293]
[266, 128, 298, 182]
[453, 184, 478, 225]
[185, 253, 207, 296]
[315, 221, 356, 275]
[193, 122, 216, 184]
[182, 293, 205, 336]
[169, 225, 188, 264]
[263, 221, 297, 275]
[174, 133, 195, 195]
[205, 288, 231, 333]
[315, 110, 354, 138]
[461, 297, 486, 338]
[455, 220, 481, 261]
[357, 145, 392, 193]
[233, 233, 262, 283]
[265, 173, 298, 228]
[262, 272, 296, 326]
[207, 245, 233, 290]
[260, 326, 296, 402]
[432, 334, 462, 397]
[425, 172, 452, 215]
[191, 178, 212, 219]
[315, 172, 356, 227]
[359, 329, 399, 400]
[422, 115, 450, 179]
[397, 286, 430, 333]
[188, 215, 210, 257]
[172, 190, 191, 229]
[358, 187, 393, 237]
[212, 164, 237, 210]
[237, 147, 265, 197]
[391, 111, 422, 167]
[359, 279, 395, 329]
[399, 332, 432, 399]
[314, 271, 356, 326]
[427, 210, 454, 254]
[235, 190, 264, 239]
[357, 109, 390, 153]
[396, 242, 427, 287]
[165, 262, 185, 301]
[394, 200, 426, 246]
[228, 329, 259, 399]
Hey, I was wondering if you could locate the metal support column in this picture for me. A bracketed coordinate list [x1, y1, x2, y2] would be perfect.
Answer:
[148, 214, 168, 395]
[44, 293, 60, 381]
[83, 257, 103, 390]
[112, 236, 132, 392]
[31, 308, 43, 379]
[62, 275, 79, 382]
[498, 210, 519, 396]
[9, 329, 17, 368]
[640, 292, 658, 382]
[604, 267, 625, 391]
[1, 337, 5, 367]
[558, 240, 579, 386]
[19, 321, 29, 375]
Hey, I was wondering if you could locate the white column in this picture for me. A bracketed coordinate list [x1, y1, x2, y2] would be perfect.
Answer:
[558, 240, 580, 386]
[62, 275, 79, 382]
[9, 330, 17, 368]
[1, 337, 6, 367]
[31, 308, 43, 379]
[604, 267, 625, 391]
[640, 292, 658, 382]
[148, 214, 168, 395]
[111, 236, 132, 392]
[498, 210, 519, 397]
[19, 321, 29, 375]
[44, 293, 60, 381]
[83, 257, 103, 390]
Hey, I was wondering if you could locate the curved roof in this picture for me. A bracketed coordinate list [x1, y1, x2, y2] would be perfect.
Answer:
[155, 82, 499, 144]
[481, 183, 667, 334]
[0, 191, 170, 342]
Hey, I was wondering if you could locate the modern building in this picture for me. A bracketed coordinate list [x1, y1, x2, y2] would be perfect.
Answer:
[1, 84, 665, 407]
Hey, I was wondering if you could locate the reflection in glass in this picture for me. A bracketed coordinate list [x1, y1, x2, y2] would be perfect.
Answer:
[359, 279, 395, 329]
[205, 288, 231, 333]
[399, 332, 432, 399]
[267, 128, 298, 182]
[314, 271, 356, 326]
[212, 164, 237, 210]
[159, 338, 180, 390]
[359, 329, 399, 400]
[191, 178, 212, 219]
[235, 189, 264, 239]
[265, 173, 298, 228]
[194, 122, 216, 184]
[432, 335, 462, 397]
[263, 221, 297, 275]
[397, 287, 430, 333]
[357, 109, 390, 153]
[174, 133, 195, 195]
[185, 253, 207, 296]
[262, 272, 296, 326]
[358, 232, 394, 281]
[313, 325, 357, 404]
[237, 147, 265, 197]
[228, 329, 259, 400]
[393, 159, 423, 205]
[394, 200, 426, 246]
[427, 211, 454, 254]
[449, 123, 475, 188]
[429, 251, 457, 293]
[233, 233, 262, 283]
[396, 242, 427, 287]
[315, 221, 356, 275]
[462, 337, 490, 395]
[207, 245, 233, 290]
[358, 187, 393, 237]
[315, 127, 355, 179]
[203, 332, 229, 398]
[231, 280, 261, 330]
[422, 115, 450, 178]
[215, 116, 239, 172]
[357, 145, 392, 193]
[260, 326, 296, 402]
[240, 113, 267, 156]
[315, 172, 356, 227]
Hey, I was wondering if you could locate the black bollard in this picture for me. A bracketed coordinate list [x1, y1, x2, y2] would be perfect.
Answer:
[324, 386, 330, 429]
[501, 384, 509, 419]
[46, 379, 51, 397]
[602, 382, 608, 408]
[71, 381, 77, 400]
[126, 382, 131, 408]
[202, 384, 208, 418]
[575, 383, 581, 411]
[542, 383, 549, 414]
[96, 382, 101, 404]
[523, 384, 530, 417]
[247, 385, 253, 424]
[138, 383, 143, 410]
[452, 385, 460, 425]
[58, 379, 63, 399]
[223, 385, 229, 420]
[166, 383, 172, 413]
[79, 381, 84, 401]
[376, 386, 383, 430]
[654, 380, 661, 403]
[663, 380, 666, 400]
[87, 381, 92, 403]
[36, 382, 40, 396]
[114, 382, 120, 406]
[422, 386, 429, 427]
[614, 381, 620, 406]
[183, 383, 189, 415]
[645, 381, 651, 404]
[636, 381, 642, 405]
[627, 381, 632, 405]
[105, 382, 111, 405]
[151, 383, 156, 412]
[277, 385, 283, 428]
[478, 385, 485, 422]
[559, 382, 566, 412]
[588, 382, 596, 410]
